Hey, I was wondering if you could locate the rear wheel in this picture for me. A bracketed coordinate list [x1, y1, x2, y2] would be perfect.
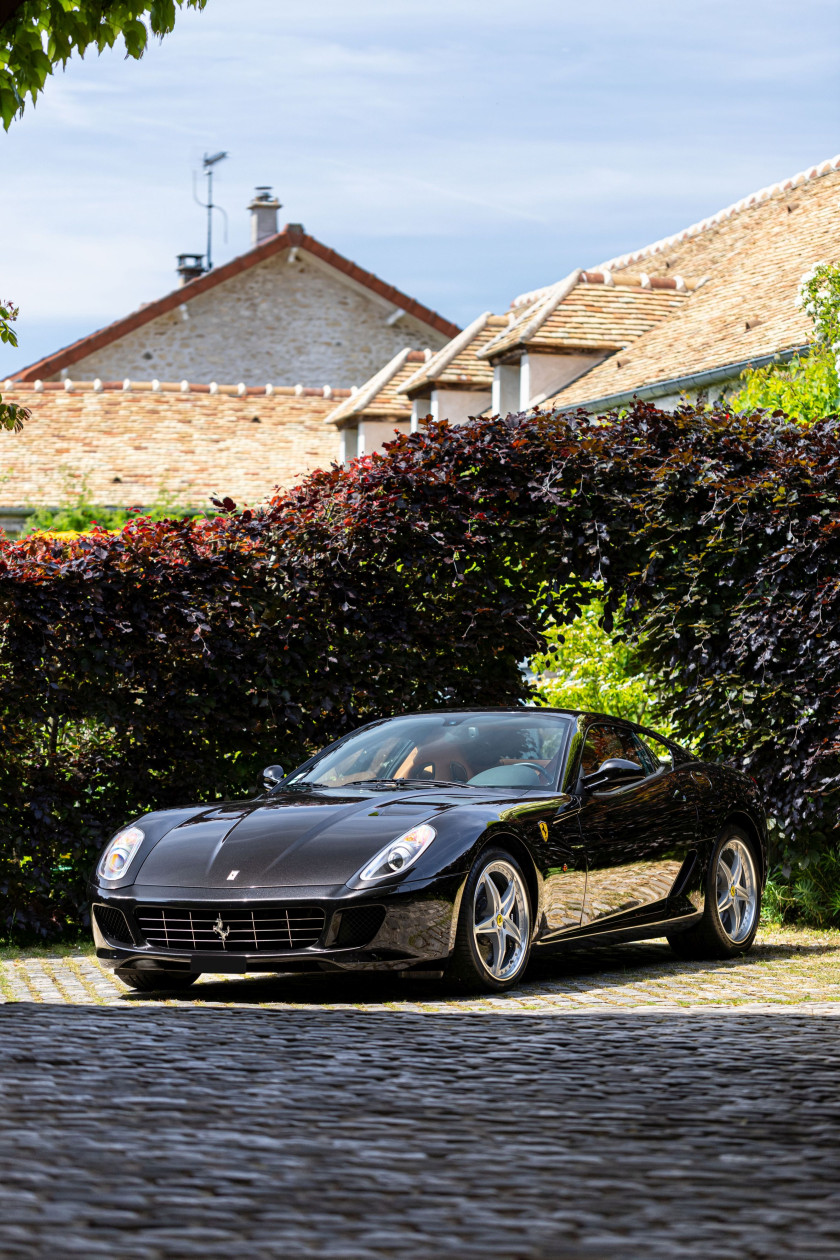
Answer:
[446, 847, 533, 992]
[115, 968, 199, 992]
[668, 826, 761, 960]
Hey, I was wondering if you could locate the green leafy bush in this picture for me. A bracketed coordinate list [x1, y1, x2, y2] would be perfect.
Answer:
[763, 850, 840, 928]
[731, 261, 840, 422]
[21, 485, 207, 536]
[531, 595, 667, 727]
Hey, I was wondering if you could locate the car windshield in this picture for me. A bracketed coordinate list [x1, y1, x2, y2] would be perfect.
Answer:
[286, 711, 574, 791]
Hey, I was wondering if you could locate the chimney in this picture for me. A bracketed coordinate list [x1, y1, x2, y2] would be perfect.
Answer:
[176, 253, 205, 286]
[248, 186, 281, 246]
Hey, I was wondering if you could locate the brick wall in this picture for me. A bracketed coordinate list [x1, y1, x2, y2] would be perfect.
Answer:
[0, 383, 348, 510]
[57, 252, 449, 389]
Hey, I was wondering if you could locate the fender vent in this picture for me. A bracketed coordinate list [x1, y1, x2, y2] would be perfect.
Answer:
[335, 905, 386, 949]
[93, 904, 135, 945]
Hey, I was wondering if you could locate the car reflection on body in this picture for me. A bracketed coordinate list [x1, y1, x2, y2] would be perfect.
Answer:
[90, 708, 767, 993]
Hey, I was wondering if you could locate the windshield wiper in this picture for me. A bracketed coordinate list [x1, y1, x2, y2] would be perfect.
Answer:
[339, 778, 406, 790]
[396, 777, 479, 790]
[341, 777, 477, 790]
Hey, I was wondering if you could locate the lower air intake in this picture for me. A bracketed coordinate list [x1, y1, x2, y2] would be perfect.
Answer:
[135, 905, 325, 953]
[335, 905, 386, 949]
[93, 904, 135, 946]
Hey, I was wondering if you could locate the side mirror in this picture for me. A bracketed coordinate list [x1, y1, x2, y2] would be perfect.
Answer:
[582, 758, 644, 792]
[261, 764, 286, 791]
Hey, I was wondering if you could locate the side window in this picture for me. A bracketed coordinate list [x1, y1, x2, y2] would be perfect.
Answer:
[638, 733, 674, 774]
[580, 725, 646, 777]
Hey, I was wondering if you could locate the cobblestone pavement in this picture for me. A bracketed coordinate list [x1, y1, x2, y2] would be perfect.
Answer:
[1, 1002, 839, 1258]
[1, 925, 838, 1011]
[2, 929, 838, 1257]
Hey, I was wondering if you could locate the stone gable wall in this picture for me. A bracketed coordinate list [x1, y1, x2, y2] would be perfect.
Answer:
[58, 252, 449, 388]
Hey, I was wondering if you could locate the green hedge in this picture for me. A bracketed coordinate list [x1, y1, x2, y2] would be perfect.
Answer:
[2, 401, 839, 939]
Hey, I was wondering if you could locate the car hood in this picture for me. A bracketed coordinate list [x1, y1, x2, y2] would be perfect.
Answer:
[133, 789, 469, 889]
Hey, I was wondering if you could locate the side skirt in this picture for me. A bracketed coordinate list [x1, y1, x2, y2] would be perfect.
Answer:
[533, 906, 703, 953]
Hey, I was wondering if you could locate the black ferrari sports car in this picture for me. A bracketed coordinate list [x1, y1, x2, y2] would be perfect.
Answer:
[91, 708, 767, 993]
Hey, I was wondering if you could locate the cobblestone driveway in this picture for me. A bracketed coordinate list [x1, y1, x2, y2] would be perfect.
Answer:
[2, 929, 838, 1258]
[1, 925, 838, 1011]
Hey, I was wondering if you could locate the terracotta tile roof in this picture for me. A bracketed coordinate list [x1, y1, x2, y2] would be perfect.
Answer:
[324, 349, 427, 427]
[1, 378, 354, 399]
[12, 226, 461, 383]
[396, 312, 509, 396]
[529, 286, 688, 351]
[0, 380, 341, 510]
[552, 164, 840, 409]
[598, 152, 840, 276]
[478, 271, 697, 362]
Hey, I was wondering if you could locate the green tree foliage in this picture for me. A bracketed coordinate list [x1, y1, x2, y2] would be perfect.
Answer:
[21, 483, 208, 535]
[1, 3, 210, 433]
[3, 402, 840, 938]
[531, 596, 661, 727]
[0, 0, 209, 129]
[0, 300, 28, 432]
[731, 261, 840, 422]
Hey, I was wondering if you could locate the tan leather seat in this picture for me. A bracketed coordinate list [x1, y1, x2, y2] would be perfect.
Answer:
[397, 740, 478, 784]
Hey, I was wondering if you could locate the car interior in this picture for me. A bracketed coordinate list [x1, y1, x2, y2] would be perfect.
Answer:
[307, 716, 572, 790]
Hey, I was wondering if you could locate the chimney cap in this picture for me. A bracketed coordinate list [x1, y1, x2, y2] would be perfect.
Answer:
[248, 185, 281, 210]
[176, 252, 206, 285]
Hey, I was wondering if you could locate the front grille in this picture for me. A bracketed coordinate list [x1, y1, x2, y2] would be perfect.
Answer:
[135, 904, 325, 953]
[335, 905, 386, 949]
[93, 904, 135, 945]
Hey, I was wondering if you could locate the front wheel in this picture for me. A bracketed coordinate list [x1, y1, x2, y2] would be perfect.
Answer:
[115, 968, 199, 992]
[446, 847, 533, 993]
[668, 826, 761, 960]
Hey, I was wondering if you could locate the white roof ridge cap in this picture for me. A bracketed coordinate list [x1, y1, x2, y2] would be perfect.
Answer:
[325, 348, 411, 423]
[478, 270, 582, 358]
[396, 312, 492, 393]
[594, 151, 840, 271]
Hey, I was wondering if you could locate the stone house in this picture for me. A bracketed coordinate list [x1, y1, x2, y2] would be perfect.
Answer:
[12, 191, 458, 389]
[0, 193, 459, 532]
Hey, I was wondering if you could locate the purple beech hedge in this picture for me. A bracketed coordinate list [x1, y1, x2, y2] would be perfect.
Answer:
[1, 401, 839, 939]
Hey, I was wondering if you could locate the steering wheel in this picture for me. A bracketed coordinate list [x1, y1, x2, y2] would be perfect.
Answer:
[518, 761, 552, 785]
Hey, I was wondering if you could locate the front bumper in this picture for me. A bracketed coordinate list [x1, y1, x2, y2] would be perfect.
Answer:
[89, 873, 464, 976]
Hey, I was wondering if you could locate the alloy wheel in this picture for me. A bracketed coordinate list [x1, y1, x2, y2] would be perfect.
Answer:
[715, 837, 759, 943]
[472, 859, 531, 982]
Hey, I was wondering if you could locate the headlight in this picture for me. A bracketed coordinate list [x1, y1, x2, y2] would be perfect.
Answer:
[97, 826, 145, 881]
[356, 824, 436, 882]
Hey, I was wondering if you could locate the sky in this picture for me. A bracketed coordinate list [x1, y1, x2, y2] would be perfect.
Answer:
[2, 0, 839, 378]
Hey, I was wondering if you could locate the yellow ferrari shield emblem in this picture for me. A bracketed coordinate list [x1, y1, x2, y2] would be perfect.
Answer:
[538, 821, 549, 842]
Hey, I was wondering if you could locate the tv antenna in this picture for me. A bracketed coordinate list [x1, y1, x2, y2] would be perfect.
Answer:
[193, 150, 229, 271]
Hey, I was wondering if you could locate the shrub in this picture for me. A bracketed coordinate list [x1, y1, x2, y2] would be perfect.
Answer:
[3, 402, 840, 939]
[763, 850, 840, 928]
[730, 261, 840, 422]
[20, 482, 208, 536]
[531, 595, 669, 728]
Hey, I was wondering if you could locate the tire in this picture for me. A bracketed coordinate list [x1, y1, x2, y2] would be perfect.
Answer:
[446, 846, 533, 993]
[115, 968, 199, 992]
[668, 825, 761, 960]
